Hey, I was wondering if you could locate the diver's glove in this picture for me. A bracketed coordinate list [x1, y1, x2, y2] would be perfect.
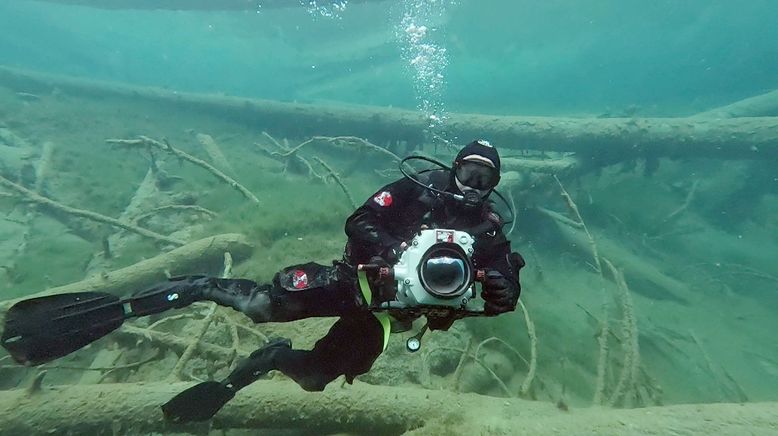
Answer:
[481, 270, 518, 316]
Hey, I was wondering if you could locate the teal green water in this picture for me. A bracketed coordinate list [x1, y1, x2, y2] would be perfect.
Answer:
[1, 1, 776, 115]
[0, 1, 777, 434]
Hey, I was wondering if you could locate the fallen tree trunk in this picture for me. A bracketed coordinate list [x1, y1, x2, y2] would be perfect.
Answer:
[0, 174, 186, 247]
[0, 127, 36, 181]
[694, 89, 778, 119]
[501, 156, 579, 174]
[22, 0, 387, 11]
[0, 145, 34, 180]
[117, 323, 236, 362]
[538, 207, 696, 305]
[1, 66, 777, 160]
[0, 380, 776, 435]
[0, 233, 253, 326]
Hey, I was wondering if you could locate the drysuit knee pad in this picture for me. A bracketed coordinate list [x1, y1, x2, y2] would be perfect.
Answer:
[276, 262, 338, 292]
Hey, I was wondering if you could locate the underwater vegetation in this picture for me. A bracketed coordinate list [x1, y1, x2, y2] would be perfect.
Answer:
[0, 0, 777, 433]
[0, 63, 776, 434]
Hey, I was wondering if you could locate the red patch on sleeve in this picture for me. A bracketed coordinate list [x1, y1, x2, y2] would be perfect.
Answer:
[373, 191, 393, 207]
[292, 270, 308, 289]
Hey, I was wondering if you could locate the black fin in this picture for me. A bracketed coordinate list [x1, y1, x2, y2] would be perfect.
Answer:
[1, 292, 125, 366]
[162, 381, 235, 422]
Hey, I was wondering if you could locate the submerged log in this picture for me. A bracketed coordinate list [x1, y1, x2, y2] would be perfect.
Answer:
[0, 233, 253, 326]
[0, 380, 776, 435]
[0, 127, 36, 181]
[0, 174, 187, 247]
[501, 156, 580, 174]
[694, 89, 778, 119]
[195, 132, 235, 174]
[23, 0, 387, 11]
[1, 66, 777, 160]
[538, 206, 696, 305]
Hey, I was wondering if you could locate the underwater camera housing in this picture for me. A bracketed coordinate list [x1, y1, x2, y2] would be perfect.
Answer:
[386, 228, 481, 311]
[359, 229, 486, 352]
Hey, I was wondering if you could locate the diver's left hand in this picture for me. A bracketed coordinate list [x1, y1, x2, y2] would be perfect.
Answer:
[482, 270, 518, 315]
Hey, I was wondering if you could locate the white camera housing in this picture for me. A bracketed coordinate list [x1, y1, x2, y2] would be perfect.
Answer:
[387, 229, 482, 311]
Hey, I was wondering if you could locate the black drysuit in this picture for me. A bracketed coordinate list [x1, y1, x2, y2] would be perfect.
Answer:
[160, 170, 522, 391]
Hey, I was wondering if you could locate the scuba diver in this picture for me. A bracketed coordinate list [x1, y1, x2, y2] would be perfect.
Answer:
[2, 139, 525, 422]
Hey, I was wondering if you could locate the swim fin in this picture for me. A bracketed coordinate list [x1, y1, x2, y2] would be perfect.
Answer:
[162, 338, 292, 422]
[2, 277, 208, 366]
[162, 381, 236, 422]
[1, 292, 126, 366]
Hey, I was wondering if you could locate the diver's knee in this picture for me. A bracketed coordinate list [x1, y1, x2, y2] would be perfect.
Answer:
[241, 291, 275, 323]
[203, 281, 276, 323]
[297, 376, 330, 392]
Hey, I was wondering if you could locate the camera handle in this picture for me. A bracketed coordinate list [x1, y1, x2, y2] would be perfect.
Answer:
[406, 323, 429, 352]
[358, 262, 489, 353]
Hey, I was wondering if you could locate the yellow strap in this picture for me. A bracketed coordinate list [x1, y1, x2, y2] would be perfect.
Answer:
[374, 313, 391, 351]
[358, 269, 391, 351]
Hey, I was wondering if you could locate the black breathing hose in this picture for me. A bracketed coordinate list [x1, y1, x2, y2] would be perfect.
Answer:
[399, 155, 515, 227]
